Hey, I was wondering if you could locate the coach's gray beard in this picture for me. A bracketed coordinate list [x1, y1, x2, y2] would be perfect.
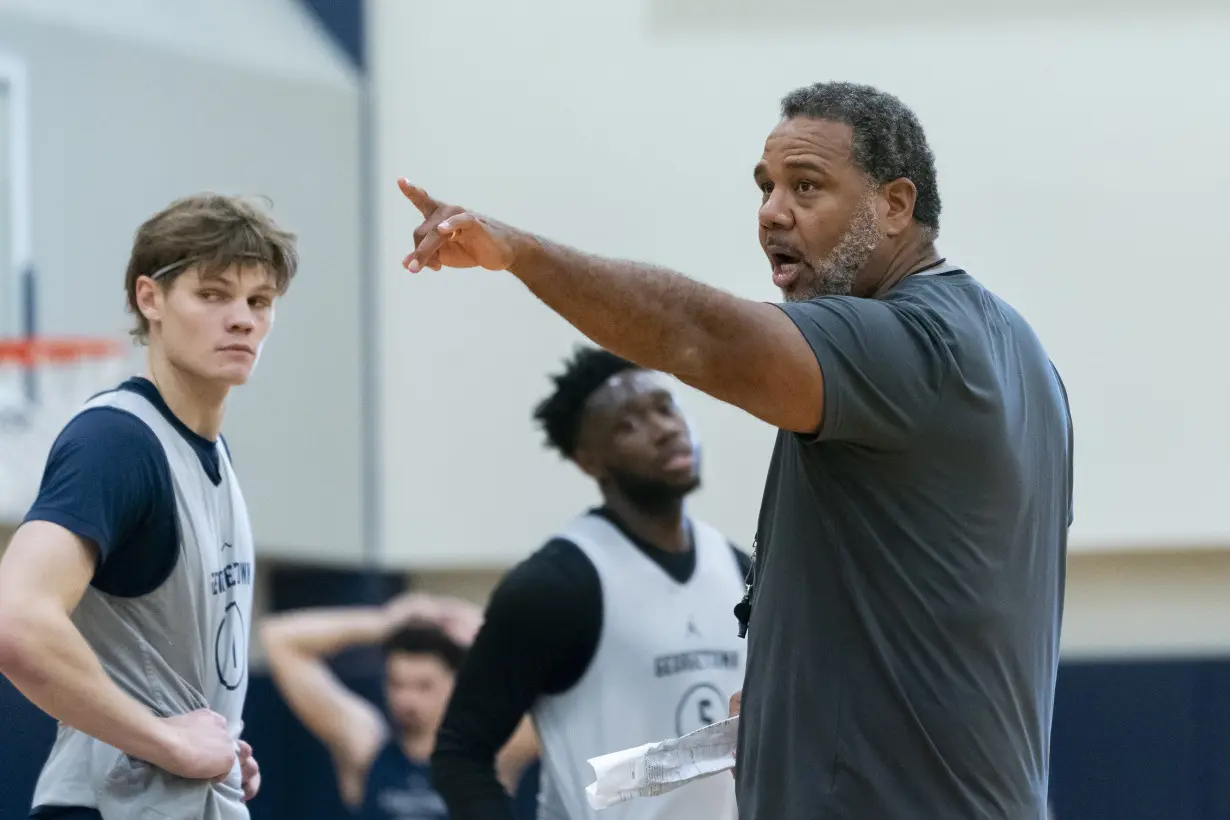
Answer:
[789, 194, 882, 301]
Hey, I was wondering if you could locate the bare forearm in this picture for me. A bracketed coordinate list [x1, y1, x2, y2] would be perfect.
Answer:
[260, 607, 388, 658]
[402, 185, 818, 428]
[495, 718, 539, 793]
[509, 236, 749, 381]
[0, 607, 171, 763]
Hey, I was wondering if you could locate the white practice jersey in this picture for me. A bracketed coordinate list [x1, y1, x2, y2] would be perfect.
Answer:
[531, 513, 746, 820]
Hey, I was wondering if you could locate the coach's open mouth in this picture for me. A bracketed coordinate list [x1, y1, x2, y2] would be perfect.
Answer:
[766, 244, 805, 289]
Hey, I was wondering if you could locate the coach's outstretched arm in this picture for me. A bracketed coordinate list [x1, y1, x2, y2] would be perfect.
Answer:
[0, 522, 236, 780]
[399, 180, 826, 434]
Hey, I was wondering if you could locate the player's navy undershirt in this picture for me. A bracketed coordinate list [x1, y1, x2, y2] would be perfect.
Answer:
[23, 376, 228, 599]
[430, 507, 750, 820]
[360, 741, 449, 820]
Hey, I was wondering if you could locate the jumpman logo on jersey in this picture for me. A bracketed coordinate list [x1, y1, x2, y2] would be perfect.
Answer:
[687, 617, 701, 637]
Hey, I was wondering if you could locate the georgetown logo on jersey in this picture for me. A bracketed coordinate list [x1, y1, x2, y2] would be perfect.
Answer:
[675, 682, 726, 735]
[653, 648, 740, 678]
[210, 559, 252, 595]
[211, 540, 253, 691]
[654, 642, 741, 734]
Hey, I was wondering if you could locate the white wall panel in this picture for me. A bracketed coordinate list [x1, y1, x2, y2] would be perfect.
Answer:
[371, 0, 1230, 566]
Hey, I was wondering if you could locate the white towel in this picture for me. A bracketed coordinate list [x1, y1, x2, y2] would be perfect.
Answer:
[585, 715, 739, 810]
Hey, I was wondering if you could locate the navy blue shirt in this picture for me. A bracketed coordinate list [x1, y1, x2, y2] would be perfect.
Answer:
[361, 742, 449, 820]
[23, 376, 225, 599]
[26, 377, 228, 820]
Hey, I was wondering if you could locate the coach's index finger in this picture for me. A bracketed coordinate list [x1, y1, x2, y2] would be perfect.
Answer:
[397, 178, 442, 218]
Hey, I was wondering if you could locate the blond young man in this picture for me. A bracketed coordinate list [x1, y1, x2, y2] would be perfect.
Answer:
[0, 194, 297, 820]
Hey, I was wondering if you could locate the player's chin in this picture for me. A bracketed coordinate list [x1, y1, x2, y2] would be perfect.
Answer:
[392, 714, 422, 735]
[657, 470, 701, 494]
[211, 363, 256, 386]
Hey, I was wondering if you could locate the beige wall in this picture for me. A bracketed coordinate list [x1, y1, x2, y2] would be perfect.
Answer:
[413, 550, 1230, 661]
[370, 0, 1230, 567]
[1061, 549, 1230, 659]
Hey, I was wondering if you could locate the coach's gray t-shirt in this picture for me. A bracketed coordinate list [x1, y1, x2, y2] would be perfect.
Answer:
[735, 268, 1072, 820]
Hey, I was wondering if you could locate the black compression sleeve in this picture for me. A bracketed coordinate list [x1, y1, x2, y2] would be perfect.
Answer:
[431, 538, 603, 820]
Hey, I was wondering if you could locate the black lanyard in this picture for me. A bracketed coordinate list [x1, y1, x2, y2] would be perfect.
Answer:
[733, 534, 757, 638]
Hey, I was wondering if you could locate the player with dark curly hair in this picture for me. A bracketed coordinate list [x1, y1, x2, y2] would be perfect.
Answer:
[431, 345, 750, 820]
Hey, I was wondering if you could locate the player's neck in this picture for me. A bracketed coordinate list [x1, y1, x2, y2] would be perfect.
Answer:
[399, 730, 434, 764]
[144, 350, 229, 441]
[604, 495, 690, 554]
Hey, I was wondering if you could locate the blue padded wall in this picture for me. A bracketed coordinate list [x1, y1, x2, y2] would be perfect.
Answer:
[295, 0, 365, 70]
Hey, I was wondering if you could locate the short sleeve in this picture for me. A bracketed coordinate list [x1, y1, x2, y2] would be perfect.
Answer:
[775, 296, 949, 449]
[23, 407, 177, 592]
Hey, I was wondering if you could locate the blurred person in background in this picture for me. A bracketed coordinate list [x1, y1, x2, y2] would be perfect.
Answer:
[260, 591, 538, 819]
[431, 346, 749, 820]
[0, 193, 298, 819]
[399, 79, 1072, 820]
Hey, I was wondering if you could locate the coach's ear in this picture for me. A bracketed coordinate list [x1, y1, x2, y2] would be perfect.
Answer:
[880, 176, 917, 238]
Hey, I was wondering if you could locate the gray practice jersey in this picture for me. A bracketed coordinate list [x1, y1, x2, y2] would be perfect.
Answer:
[31, 387, 256, 820]
[735, 267, 1072, 820]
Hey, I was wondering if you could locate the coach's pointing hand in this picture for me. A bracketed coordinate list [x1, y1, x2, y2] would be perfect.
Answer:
[398, 179, 528, 273]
